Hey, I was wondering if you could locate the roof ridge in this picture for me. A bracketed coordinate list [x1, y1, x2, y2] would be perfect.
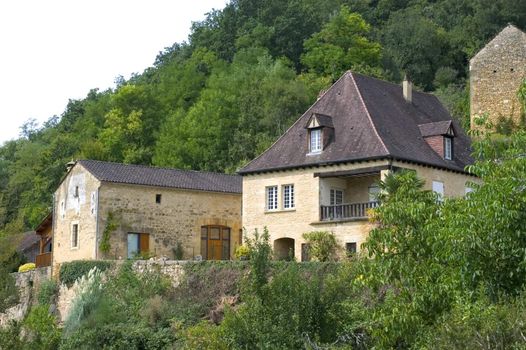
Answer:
[349, 72, 390, 155]
[238, 72, 350, 173]
[78, 159, 239, 177]
[350, 70, 436, 97]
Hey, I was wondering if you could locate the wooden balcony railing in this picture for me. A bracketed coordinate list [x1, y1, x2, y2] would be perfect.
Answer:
[36, 252, 52, 268]
[320, 201, 379, 221]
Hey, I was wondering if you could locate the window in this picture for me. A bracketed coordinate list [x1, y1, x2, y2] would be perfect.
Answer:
[346, 242, 357, 256]
[444, 137, 453, 160]
[71, 224, 79, 248]
[155, 194, 162, 204]
[127, 233, 149, 259]
[432, 181, 444, 200]
[330, 189, 344, 205]
[301, 243, 311, 262]
[201, 225, 231, 260]
[266, 186, 278, 210]
[74, 186, 79, 198]
[283, 184, 295, 209]
[368, 184, 380, 202]
[465, 186, 474, 195]
[310, 128, 322, 153]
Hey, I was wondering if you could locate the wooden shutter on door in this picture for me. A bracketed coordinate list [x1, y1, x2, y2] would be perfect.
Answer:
[139, 233, 149, 253]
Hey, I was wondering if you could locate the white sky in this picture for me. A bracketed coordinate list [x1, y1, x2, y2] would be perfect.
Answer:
[0, 0, 228, 144]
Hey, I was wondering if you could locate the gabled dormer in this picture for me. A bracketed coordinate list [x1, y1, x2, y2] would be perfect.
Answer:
[418, 121, 455, 160]
[305, 113, 334, 154]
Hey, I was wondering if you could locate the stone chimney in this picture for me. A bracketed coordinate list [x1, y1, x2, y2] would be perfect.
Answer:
[403, 75, 412, 103]
[66, 160, 76, 172]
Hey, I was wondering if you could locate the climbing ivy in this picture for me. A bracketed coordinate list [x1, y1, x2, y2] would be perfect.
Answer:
[99, 212, 118, 254]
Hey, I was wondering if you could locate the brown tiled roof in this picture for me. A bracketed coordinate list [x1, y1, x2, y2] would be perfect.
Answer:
[78, 160, 242, 194]
[239, 71, 474, 175]
[418, 121, 452, 137]
[18, 231, 39, 252]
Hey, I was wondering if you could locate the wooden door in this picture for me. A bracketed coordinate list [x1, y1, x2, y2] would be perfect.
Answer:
[139, 233, 149, 253]
[207, 227, 222, 260]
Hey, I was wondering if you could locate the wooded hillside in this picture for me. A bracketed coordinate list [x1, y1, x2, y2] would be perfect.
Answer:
[1, 0, 524, 230]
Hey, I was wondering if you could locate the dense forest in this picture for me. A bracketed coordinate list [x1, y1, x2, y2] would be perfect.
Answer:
[1, 1, 526, 348]
[0, 0, 524, 231]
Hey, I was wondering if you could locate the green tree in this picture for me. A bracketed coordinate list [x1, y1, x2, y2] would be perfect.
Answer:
[301, 6, 382, 80]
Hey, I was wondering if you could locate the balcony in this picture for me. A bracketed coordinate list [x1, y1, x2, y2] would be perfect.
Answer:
[36, 252, 52, 268]
[320, 201, 379, 221]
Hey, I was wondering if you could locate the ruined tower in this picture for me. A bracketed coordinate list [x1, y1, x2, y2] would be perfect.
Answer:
[470, 24, 526, 130]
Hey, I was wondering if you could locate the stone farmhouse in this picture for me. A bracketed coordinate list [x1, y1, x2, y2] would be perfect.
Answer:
[470, 24, 526, 129]
[51, 160, 241, 271]
[239, 71, 477, 260]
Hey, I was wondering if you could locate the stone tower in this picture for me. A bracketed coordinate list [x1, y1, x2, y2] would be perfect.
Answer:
[470, 24, 526, 130]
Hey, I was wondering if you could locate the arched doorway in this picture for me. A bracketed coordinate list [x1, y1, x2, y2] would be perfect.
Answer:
[274, 238, 295, 260]
[200, 225, 231, 260]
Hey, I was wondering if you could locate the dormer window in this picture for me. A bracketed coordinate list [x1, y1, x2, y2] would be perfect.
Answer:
[418, 121, 455, 161]
[310, 129, 322, 153]
[305, 113, 334, 155]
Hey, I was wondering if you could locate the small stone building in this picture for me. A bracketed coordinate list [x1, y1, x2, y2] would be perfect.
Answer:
[470, 24, 526, 129]
[239, 71, 477, 261]
[52, 160, 242, 271]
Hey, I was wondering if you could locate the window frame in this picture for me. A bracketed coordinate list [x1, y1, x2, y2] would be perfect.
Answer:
[330, 188, 344, 205]
[71, 223, 79, 249]
[309, 128, 322, 153]
[282, 184, 295, 209]
[266, 185, 278, 211]
[155, 194, 162, 204]
[444, 136, 453, 160]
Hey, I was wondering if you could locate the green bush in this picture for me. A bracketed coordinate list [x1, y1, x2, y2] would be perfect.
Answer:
[0, 321, 23, 349]
[302, 231, 340, 262]
[0, 268, 18, 313]
[38, 279, 58, 305]
[23, 304, 61, 350]
[59, 260, 112, 286]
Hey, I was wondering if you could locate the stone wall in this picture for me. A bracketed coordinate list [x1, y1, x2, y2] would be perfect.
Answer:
[53, 164, 101, 273]
[470, 25, 526, 129]
[0, 267, 51, 327]
[56, 259, 187, 323]
[97, 183, 242, 261]
[242, 159, 477, 260]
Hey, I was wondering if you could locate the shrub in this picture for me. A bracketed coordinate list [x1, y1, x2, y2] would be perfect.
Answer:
[38, 279, 58, 305]
[63, 267, 104, 335]
[59, 260, 112, 286]
[0, 268, 18, 312]
[178, 321, 228, 350]
[0, 321, 23, 348]
[18, 262, 36, 272]
[23, 305, 61, 350]
[234, 245, 250, 260]
[302, 231, 340, 262]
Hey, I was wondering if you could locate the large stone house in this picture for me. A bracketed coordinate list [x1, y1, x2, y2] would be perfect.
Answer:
[52, 160, 242, 271]
[470, 24, 526, 129]
[239, 71, 476, 260]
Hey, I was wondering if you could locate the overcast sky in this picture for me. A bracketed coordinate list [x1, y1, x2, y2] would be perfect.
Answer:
[0, 0, 228, 144]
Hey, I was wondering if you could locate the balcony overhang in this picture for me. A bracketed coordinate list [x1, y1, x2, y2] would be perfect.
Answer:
[313, 165, 404, 178]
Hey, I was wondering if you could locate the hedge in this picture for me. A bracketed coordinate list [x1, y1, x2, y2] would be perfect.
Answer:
[59, 260, 113, 286]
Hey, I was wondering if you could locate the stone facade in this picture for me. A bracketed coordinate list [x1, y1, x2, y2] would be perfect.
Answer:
[470, 25, 526, 129]
[97, 183, 241, 260]
[0, 267, 51, 327]
[242, 160, 477, 260]
[52, 163, 242, 274]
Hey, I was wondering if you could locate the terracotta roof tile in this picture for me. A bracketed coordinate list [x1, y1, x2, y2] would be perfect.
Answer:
[239, 71, 474, 174]
[78, 160, 242, 194]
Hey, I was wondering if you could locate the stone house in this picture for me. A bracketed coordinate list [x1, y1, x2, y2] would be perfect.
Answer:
[239, 71, 477, 260]
[470, 24, 526, 129]
[52, 160, 242, 272]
